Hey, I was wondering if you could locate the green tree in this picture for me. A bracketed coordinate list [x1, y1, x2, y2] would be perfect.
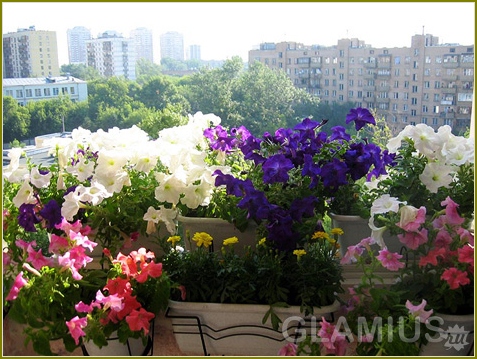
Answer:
[60, 63, 101, 81]
[231, 61, 299, 134]
[137, 75, 190, 113]
[137, 103, 188, 138]
[2, 96, 30, 143]
[26, 96, 73, 137]
[181, 56, 243, 122]
[136, 58, 163, 83]
[161, 58, 187, 71]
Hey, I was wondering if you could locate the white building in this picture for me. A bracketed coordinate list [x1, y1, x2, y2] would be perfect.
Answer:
[188, 44, 201, 60]
[2, 76, 88, 106]
[67, 26, 91, 64]
[160, 31, 184, 61]
[86, 32, 136, 80]
[130, 27, 154, 63]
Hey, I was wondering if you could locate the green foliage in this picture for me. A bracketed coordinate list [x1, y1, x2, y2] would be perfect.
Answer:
[161, 229, 343, 330]
[3, 96, 31, 142]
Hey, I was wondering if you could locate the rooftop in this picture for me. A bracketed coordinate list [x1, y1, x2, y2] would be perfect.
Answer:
[2, 76, 86, 86]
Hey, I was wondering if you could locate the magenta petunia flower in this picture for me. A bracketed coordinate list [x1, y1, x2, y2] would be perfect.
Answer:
[125, 308, 155, 334]
[398, 228, 429, 250]
[376, 249, 405, 271]
[457, 245, 474, 265]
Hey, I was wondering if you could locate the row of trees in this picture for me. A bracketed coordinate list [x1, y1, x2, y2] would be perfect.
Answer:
[4, 57, 359, 144]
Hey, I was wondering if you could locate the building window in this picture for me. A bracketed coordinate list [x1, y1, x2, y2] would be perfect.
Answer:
[432, 118, 438, 125]
[412, 74, 418, 81]
[394, 81, 399, 88]
[422, 105, 428, 113]
[444, 119, 452, 126]
[44, 88, 51, 96]
[348, 90, 353, 97]
[425, 56, 431, 63]
[424, 81, 430, 88]
[394, 69, 400, 76]
[403, 104, 409, 111]
[412, 85, 418, 93]
[25, 89, 32, 97]
[53, 88, 59, 95]
[411, 110, 417, 116]
[404, 81, 409, 88]
[5, 90, 13, 97]
[421, 118, 427, 124]
[393, 92, 399, 99]
[35, 89, 42, 96]
[15, 90, 23, 98]
[411, 98, 417, 105]
[402, 116, 408, 123]
[394, 56, 400, 65]
[70, 87, 75, 94]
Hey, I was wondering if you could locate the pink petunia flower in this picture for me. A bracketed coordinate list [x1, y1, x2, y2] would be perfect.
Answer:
[278, 343, 297, 356]
[406, 299, 433, 323]
[419, 247, 447, 267]
[398, 228, 428, 250]
[340, 244, 365, 264]
[66, 316, 87, 345]
[5, 271, 28, 301]
[441, 267, 471, 289]
[376, 249, 405, 271]
[457, 245, 474, 266]
[396, 205, 426, 232]
[27, 245, 53, 270]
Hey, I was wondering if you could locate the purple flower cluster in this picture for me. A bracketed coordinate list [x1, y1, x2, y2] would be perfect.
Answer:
[208, 108, 395, 252]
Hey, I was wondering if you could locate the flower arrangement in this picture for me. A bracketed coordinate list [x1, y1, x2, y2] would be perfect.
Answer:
[161, 225, 344, 328]
[66, 247, 170, 351]
[210, 107, 395, 251]
[372, 123, 474, 220]
[339, 195, 474, 355]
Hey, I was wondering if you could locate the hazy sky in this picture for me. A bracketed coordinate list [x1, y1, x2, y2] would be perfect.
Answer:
[2, 2, 475, 64]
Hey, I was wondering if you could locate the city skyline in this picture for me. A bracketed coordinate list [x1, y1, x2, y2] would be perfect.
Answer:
[2, 2, 475, 65]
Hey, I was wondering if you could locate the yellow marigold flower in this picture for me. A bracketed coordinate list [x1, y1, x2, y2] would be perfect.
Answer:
[258, 238, 267, 246]
[331, 227, 344, 236]
[223, 236, 239, 246]
[312, 231, 329, 240]
[327, 238, 337, 245]
[167, 236, 181, 246]
[192, 232, 213, 248]
[293, 249, 307, 258]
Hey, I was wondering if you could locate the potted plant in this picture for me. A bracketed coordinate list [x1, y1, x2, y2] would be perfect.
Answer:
[160, 225, 344, 356]
[211, 107, 395, 254]
[340, 195, 474, 356]
[3, 213, 169, 355]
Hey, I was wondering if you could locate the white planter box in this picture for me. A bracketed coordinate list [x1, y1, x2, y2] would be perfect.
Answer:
[167, 300, 340, 356]
[177, 215, 258, 254]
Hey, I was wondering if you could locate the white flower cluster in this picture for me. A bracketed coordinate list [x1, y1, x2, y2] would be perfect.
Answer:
[386, 124, 474, 193]
[3, 112, 229, 236]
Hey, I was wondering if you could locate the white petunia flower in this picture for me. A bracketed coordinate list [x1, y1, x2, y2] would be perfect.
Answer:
[30, 167, 53, 188]
[154, 175, 186, 205]
[12, 180, 36, 208]
[370, 194, 406, 216]
[419, 162, 453, 193]
[66, 157, 95, 182]
[368, 217, 388, 249]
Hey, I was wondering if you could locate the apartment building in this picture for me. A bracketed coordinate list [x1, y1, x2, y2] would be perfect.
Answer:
[3, 76, 88, 106]
[67, 26, 91, 65]
[130, 27, 154, 63]
[86, 31, 136, 80]
[160, 31, 184, 61]
[249, 34, 474, 135]
[3, 26, 60, 78]
[188, 44, 201, 60]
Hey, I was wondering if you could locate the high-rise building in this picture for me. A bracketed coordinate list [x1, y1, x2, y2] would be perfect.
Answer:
[160, 31, 184, 61]
[249, 34, 474, 135]
[3, 26, 60, 78]
[86, 31, 136, 80]
[188, 44, 201, 60]
[130, 27, 154, 63]
[67, 26, 91, 65]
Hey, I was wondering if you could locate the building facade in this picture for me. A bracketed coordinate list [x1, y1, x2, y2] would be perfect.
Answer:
[3, 76, 88, 106]
[3, 26, 60, 78]
[86, 32, 136, 80]
[130, 27, 154, 63]
[249, 34, 474, 135]
[160, 31, 184, 61]
[67, 26, 91, 64]
[188, 44, 201, 60]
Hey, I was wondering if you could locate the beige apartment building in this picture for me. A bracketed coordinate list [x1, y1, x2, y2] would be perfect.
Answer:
[3, 26, 60, 79]
[249, 34, 474, 135]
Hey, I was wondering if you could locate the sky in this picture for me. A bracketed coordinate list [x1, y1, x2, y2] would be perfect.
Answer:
[2, 2, 475, 65]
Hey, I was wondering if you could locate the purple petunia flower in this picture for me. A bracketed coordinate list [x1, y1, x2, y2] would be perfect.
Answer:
[320, 158, 349, 190]
[345, 107, 376, 131]
[262, 154, 294, 184]
[39, 199, 63, 229]
[329, 126, 351, 142]
[18, 203, 41, 232]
